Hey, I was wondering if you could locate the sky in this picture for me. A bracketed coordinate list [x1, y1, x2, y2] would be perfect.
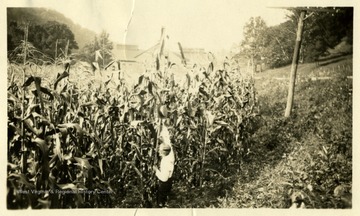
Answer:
[4, 0, 291, 51]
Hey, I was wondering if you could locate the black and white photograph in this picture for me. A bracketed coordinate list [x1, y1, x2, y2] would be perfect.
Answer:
[2, 0, 358, 215]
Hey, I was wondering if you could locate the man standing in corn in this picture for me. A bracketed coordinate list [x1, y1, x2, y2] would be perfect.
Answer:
[153, 126, 175, 207]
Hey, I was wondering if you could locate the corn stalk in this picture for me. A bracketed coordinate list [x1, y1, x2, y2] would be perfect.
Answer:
[200, 116, 207, 186]
[21, 24, 28, 174]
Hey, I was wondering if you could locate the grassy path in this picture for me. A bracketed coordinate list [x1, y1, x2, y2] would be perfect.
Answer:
[218, 55, 352, 208]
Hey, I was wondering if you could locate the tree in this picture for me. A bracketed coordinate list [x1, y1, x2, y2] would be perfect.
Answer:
[262, 20, 297, 68]
[291, 7, 353, 62]
[8, 21, 51, 63]
[7, 21, 24, 52]
[79, 30, 113, 69]
[7, 20, 78, 63]
[239, 7, 353, 69]
[240, 16, 268, 73]
[41, 21, 79, 59]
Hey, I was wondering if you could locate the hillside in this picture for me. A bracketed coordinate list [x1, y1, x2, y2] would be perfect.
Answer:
[217, 55, 353, 208]
[7, 7, 96, 49]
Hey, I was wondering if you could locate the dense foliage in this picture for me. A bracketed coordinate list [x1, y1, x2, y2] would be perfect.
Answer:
[8, 20, 78, 63]
[7, 7, 96, 49]
[236, 7, 353, 68]
[301, 7, 353, 62]
[262, 20, 297, 68]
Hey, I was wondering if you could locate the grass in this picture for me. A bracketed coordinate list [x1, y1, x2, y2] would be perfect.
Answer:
[217, 54, 352, 208]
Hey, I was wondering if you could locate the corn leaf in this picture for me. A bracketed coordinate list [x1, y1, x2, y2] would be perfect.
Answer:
[31, 138, 49, 155]
[58, 183, 77, 190]
[8, 173, 35, 189]
[54, 71, 69, 90]
[22, 76, 35, 87]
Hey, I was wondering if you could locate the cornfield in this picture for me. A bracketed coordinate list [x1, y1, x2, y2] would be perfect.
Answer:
[7, 46, 257, 208]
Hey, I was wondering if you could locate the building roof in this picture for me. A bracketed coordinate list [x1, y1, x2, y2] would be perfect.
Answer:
[134, 43, 209, 66]
[112, 44, 143, 62]
[113, 42, 208, 67]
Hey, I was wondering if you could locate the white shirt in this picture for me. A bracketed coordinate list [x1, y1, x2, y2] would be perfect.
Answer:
[155, 147, 175, 182]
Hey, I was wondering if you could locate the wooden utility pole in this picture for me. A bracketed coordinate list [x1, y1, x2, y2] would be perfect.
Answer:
[269, 7, 337, 117]
[284, 10, 306, 117]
